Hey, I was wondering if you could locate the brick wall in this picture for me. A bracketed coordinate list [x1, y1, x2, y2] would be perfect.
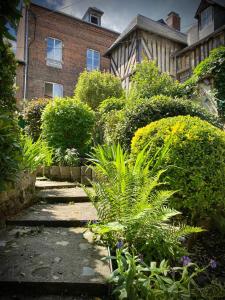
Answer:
[19, 4, 119, 100]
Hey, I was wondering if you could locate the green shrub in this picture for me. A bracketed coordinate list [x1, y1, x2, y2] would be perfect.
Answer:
[114, 95, 222, 150]
[0, 42, 17, 112]
[98, 97, 125, 115]
[42, 97, 95, 155]
[131, 116, 225, 224]
[20, 134, 53, 172]
[24, 98, 50, 141]
[128, 60, 184, 100]
[74, 70, 124, 110]
[86, 143, 201, 262]
[95, 97, 125, 144]
[0, 113, 20, 191]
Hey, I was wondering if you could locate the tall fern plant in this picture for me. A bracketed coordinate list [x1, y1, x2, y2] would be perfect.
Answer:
[86, 136, 203, 262]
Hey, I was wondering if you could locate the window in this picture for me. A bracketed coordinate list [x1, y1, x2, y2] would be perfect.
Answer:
[200, 6, 213, 29]
[90, 14, 100, 25]
[44, 82, 63, 98]
[86, 49, 100, 71]
[46, 37, 62, 68]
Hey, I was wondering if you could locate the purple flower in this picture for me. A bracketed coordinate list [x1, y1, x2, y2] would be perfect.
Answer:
[181, 256, 191, 266]
[209, 259, 217, 269]
[116, 240, 123, 249]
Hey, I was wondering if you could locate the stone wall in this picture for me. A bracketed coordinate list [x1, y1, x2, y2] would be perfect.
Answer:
[0, 172, 36, 224]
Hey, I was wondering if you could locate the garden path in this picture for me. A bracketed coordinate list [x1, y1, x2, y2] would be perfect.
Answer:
[0, 179, 110, 299]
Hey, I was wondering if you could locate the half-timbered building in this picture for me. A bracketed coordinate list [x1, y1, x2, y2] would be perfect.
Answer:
[175, 0, 225, 81]
[104, 12, 187, 89]
[105, 0, 225, 87]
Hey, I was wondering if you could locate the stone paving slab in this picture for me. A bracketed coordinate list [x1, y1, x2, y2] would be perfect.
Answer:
[36, 188, 92, 203]
[0, 227, 110, 294]
[6, 203, 98, 227]
[36, 181, 76, 190]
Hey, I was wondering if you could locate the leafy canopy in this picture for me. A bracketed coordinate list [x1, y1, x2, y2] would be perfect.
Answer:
[74, 70, 124, 110]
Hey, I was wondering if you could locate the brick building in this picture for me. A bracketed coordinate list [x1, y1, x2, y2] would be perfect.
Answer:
[16, 3, 119, 100]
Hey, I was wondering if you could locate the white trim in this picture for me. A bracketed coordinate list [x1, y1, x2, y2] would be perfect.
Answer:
[86, 48, 100, 71]
[44, 81, 63, 98]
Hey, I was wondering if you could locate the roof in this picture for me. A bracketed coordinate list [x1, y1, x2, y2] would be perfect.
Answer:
[85, 7, 104, 15]
[30, 2, 119, 35]
[195, 0, 225, 17]
[105, 14, 187, 56]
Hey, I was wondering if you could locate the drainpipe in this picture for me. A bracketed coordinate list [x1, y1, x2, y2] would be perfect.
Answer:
[23, 6, 29, 101]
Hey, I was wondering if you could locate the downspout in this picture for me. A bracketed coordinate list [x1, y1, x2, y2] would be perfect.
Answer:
[23, 6, 29, 101]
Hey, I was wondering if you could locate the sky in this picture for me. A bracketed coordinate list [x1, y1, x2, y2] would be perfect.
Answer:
[32, 0, 201, 33]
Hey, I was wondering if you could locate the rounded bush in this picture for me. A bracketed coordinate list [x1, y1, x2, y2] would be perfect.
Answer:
[116, 95, 222, 149]
[42, 98, 95, 155]
[24, 98, 50, 141]
[98, 97, 125, 115]
[131, 116, 225, 223]
[74, 70, 123, 110]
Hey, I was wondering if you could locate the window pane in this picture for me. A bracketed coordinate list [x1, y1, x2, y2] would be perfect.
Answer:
[87, 49, 92, 58]
[86, 49, 100, 71]
[47, 37, 62, 62]
[53, 84, 63, 98]
[55, 40, 62, 61]
[47, 38, 54, 59]
[44, 82, 53, 98]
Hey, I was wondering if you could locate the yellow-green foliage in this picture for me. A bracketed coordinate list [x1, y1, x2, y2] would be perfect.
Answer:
[74, 70, 123, 110]
[131, 116, 225, 224]
[128, 60, 184, 100]
[42, 98, 95, 155]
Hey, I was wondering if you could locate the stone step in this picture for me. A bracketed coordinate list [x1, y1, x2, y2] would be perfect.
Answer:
[0, 226, 110, 297]
[35, 180, 77, 190]
[6, 203, 98, 227]
[36, 188, 91, 203]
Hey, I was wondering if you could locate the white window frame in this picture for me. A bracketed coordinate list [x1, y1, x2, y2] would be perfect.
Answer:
[200, 6, 213, 29]
[90, 14, 100, 25]
[86, 49, 100, 71]
[44, 81, 63, 98]
[46, 37, 63, 69]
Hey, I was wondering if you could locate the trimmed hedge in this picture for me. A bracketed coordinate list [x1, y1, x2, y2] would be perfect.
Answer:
[74, 70, 124, 110]
[131, 116, 225, 224]
[114, 95, 222, 149]
[24, 98, 50, 141]
[42, 98, 95, 155]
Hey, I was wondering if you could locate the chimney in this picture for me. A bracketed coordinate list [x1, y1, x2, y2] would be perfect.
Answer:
[166, 11, 181, 31]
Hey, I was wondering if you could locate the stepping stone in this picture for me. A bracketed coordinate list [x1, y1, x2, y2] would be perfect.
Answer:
[6, 203, 98, 227]
[0, 226, 110, 297]
[36, 188, 92, 203]
[35, 181, 76, 190]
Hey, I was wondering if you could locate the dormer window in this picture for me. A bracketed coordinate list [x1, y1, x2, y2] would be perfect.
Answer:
[82, 7, 104, 27]
[90, 14, 100, 25]
[200, 6, 213, 29]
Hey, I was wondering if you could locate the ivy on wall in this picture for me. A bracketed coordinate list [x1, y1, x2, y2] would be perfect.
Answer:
[184, 46, 225, 121]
